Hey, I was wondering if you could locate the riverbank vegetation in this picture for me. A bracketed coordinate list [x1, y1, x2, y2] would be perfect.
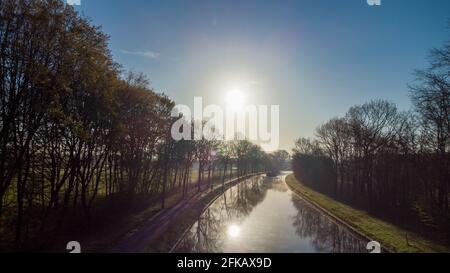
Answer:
[286, 175, 449, 252]
[291, 34, 450, 248]
[0, 0, 288, 251]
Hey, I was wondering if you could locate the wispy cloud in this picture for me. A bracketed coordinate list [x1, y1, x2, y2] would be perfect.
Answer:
[120, 49, 160, 59]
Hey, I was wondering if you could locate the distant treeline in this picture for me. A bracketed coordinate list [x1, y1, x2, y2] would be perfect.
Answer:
[0, 0, 287, 250]
[292, 35, 450, 243]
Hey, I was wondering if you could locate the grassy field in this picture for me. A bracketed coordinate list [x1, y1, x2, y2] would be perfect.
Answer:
[285, 174, 450, 253]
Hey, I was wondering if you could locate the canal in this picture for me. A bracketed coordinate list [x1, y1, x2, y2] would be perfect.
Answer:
[174, 173, 368, 253]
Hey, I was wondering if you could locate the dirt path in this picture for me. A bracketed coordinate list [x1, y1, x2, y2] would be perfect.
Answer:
[111, 174, 260, 253]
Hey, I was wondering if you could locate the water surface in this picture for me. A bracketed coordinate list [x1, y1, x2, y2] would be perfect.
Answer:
[174, 173, 367, 253]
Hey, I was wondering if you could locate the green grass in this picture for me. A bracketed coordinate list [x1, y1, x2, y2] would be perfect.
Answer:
[285, 174, 450, 253]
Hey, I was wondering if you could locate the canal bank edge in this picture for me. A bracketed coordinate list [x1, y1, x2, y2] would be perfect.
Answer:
[156, 173, 264, 253]
[285, 174, 450, 253]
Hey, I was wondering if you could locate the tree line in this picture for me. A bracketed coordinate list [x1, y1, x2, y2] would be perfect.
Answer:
[292, 35, 450, 243]
[0, 0, 281, 250]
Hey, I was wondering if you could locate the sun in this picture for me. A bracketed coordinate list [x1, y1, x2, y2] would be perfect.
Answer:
[227, 224, 241, 238]
[225, 89, 246, 112]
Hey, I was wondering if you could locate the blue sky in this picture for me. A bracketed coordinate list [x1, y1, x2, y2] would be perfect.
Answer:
[73, 0, 450, 150]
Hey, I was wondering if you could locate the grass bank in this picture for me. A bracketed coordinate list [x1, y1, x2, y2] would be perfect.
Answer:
[285, 174, 449, 253]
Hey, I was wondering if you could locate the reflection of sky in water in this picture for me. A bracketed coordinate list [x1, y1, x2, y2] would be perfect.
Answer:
[223, 190, 316, 253]
[175, 174, 367, 253]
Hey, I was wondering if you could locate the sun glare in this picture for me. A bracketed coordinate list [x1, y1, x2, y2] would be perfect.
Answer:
[227, 224, 241, 238]
[225, 89, 246, 112]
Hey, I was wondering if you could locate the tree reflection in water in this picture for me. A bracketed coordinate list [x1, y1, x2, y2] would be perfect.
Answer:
[291, 196, 366, 253]
[174, 175, 367, 253]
